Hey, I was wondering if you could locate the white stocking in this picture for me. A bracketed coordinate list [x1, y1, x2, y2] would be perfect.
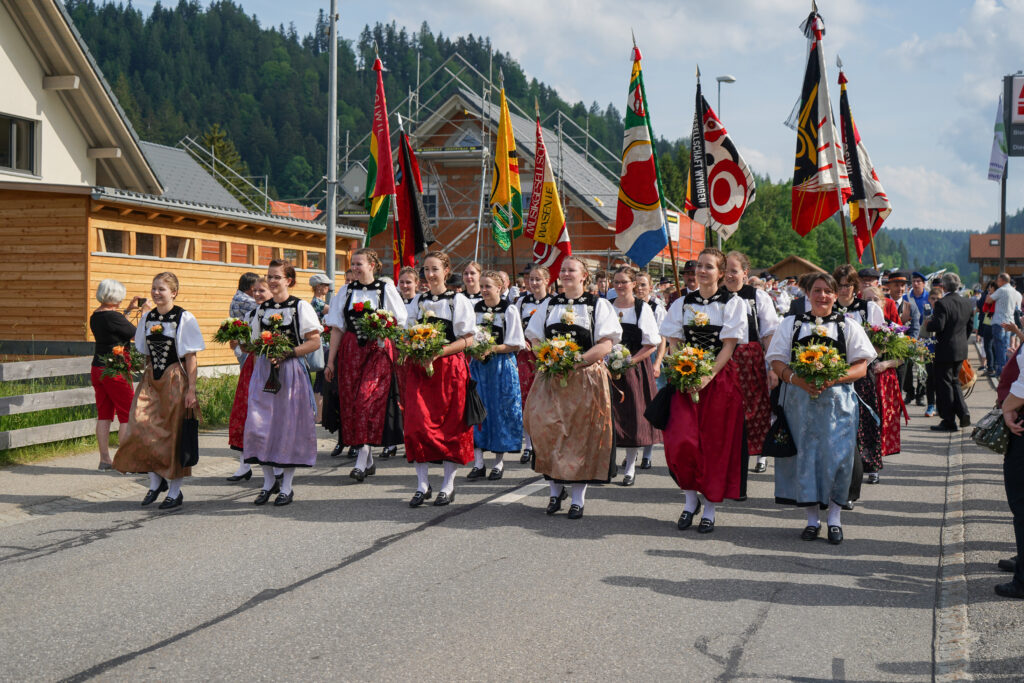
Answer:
[415, 463, 430, 493]
[167, 478, 182, 499]
[355, 444, 371, 470]
[642, 444, 654, 462]
[493, 453, 504, 472]
[280, 468, 296, 496]
[549, 481, 563, 498]
[261, 466, 277, 490]
[756, 456, 767, 467]
[473, 447, 484, 469]
[703, 500, 716, 522]
[684, 490, 699, 513]
[623, 448, 638, 478]
[232, 454, 251, 477]
[524, 434, 533, 450]
[827, 501, 842, 527]
[273, 467, 283, 477]
[441, 461, 458, 495]
[570, 483, 587, 507]
[147, 472, 163, 490]
[806, 507, 821, 527]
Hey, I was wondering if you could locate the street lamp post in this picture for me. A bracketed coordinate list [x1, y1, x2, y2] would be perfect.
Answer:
[714, 75, 736, 249]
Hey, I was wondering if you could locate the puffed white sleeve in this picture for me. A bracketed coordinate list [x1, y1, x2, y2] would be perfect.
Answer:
[654, 303, 667, 328]
[660, 298, 686, 340]
[720, 296, 748, 342]
[502, 306, 526, 351]
[755, 289, 780, 339]
[764, 315, 796, 365]
[324, 285, 348, 332]
[452, 294, 477, 338]
[866, 300, 885, 327]
[176, 311, 206, 355]
[383, 282, 408, 327]
[134, 317, 148, 355]
[637, 302, 662, 346]
[295, 300, 324, 337]
[526, 299, 550, 342]
[843, 319, 878, 365]
[592, 298, 623, 345]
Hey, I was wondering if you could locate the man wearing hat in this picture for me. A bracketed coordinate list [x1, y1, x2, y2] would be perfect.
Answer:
[681, 260, 698, 294]
[858, 267, 901, 324]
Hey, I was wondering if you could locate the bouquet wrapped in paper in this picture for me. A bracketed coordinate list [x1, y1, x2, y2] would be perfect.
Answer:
[467, 325, 496, 361]
[213, 317, 251, 345]
[395, 321, 448, 376]
[99, 344, 145, 381]
[353, 302, 399, 343]
[251, 319, 295, 393]
[533, 334, 584, 387]
[604, 344, 634, 379]
[791, 342, 850, 396]
[662, 346, 715, 403]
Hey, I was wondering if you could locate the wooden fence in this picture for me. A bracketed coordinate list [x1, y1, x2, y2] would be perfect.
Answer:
[0, 357, 123, 450]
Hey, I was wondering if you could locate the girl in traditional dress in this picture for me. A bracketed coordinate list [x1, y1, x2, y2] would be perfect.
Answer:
[402, 251, 477, 507]
[659, 248, 747, 533]
[114, 272, 204, 509]
[226, 276, 272, 481]
[524, 257, 622, 520]
[243, 260, 323, 507]
[324, 248, 407, 481]
[609, 266, 661, 486]
[635, 271, 667, 470]
[859, 283, 904, 483]
[397, 266, 421, 323]
[514, 266, 550, 464]
[724, 252, 779, 476]
[466, 270, 525, 481]
[462, 261, 484, 304]
[766, 273, 876, 545]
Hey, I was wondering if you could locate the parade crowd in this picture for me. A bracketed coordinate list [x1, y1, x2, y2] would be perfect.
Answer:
[86, 248, 1024, 600]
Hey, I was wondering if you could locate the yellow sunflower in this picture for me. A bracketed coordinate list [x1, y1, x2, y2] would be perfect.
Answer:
[797, 349, 822, 364]
[675, 359, 697, 376]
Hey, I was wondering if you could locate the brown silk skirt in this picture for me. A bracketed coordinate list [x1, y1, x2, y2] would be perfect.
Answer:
[524, 363, 615, 483]
[114, 363, 193, 480]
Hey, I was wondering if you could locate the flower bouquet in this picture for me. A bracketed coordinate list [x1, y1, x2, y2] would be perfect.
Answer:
[100, 344, 145, 381]
[662, 346, 715, 403]
[395, 321, 448, 376]
[861, 321, 915, 363]
[605, 344, 634, 379]
[791, 343, 850, 397]
[533, 334, 584, 387]
[213, 317, 251, 345]
[467, 325, 496, 361]
[251, 328, 295, 393]
[353, 303, 399, 344]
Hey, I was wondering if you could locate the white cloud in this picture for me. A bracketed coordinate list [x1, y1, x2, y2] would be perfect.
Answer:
[879, 162, 998, 231]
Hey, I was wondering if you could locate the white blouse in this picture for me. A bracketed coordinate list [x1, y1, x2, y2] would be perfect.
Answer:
[764, 315, 877, 366]
[250, 298, 323, 340]
[748, 288, 781, 341]
[612, 299, 662, 347]
[660, 293, 748, 343]
[838, 300, 886, 328]
[525, 295, 623, 346]
[409, 292, 477, 338]
[134, 309, 205, 356]
[476, 305, 526, 352]
[1010, 345, 1024, 399]
[324, 280, 408, 333]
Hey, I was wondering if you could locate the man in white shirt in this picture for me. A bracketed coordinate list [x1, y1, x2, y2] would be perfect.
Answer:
[990, 272, 1022, 375]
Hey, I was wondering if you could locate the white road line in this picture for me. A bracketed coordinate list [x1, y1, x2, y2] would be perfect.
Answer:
[490, 480, 548, 505]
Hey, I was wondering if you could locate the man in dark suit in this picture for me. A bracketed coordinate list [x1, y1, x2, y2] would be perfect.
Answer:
[926, 272, 974, 431]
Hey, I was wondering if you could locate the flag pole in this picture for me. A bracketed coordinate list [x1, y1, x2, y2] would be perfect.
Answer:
[816, 21, 852, 264]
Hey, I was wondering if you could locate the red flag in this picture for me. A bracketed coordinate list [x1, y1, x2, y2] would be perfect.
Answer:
[392, 131, 434, 280]
[524, 116, 571, 284]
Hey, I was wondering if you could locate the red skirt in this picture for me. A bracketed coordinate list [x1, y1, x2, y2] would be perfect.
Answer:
[663, 361, 745, 502]
[733, 341, 772, 456]
[402, 353, 474, 465]
[228, 353, 255, 451]
[877, 367, 902, 456]
[337, 331, 398, 446]
[517, 348, 537, 409]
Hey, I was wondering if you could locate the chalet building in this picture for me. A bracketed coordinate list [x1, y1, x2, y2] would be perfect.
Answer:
[969, 233, 1024, 280]
[0, 0, 362, 367]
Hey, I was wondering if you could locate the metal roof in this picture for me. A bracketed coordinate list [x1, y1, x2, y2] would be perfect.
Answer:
[138, 142, 245, 210]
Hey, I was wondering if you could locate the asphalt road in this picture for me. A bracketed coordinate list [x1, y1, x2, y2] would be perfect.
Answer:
[0, 377, 1021, 681]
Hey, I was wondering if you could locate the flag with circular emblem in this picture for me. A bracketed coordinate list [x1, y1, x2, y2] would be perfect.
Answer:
[489, 87, 523, 251]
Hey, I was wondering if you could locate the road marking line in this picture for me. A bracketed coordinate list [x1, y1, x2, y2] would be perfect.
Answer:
[490, 480, 547, 505]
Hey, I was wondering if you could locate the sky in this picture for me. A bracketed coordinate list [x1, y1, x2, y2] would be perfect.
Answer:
[128, 0, 1024, 233]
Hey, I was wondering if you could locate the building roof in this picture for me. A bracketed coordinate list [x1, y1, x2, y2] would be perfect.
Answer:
[2, 0, 162, 194]
[766, 254, 826, 276]
[969, 233, 1024, 261]
[138, 142, 246, 210]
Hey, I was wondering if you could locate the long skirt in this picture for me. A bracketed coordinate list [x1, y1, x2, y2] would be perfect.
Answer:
[877, 367, 903, 456]
[610, 357, 660, 447]
[775, 382, 859, 508]
[403, 354, 474, 465]
[516, 348, 537, 410]
[337, 331, 402, 446]
[114, 363, 193, 480]
[733, 341, 772, 456]
[524, 363, 615, 483]
[243, 357, 317, 468]
[663, 361, 745, 503]
[855, 370, 883, 473]
[470, 353, 523, 453]
[228, 353, 255, 451]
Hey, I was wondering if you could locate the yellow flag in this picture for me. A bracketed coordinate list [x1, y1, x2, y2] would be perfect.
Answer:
[489, 88, 523, 250]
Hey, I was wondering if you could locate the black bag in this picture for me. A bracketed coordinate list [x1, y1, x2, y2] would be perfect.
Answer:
[644, 385, 674, 430]
[381, 372, 404, 446]
[761, 386, 797, 458]
[464, 377, 487, 427]
[179, 407, 200, 467]
[321, 360, 341, 433]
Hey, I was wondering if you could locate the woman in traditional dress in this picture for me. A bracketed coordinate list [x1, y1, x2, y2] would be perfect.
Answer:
[659, 248, 747, 533]
[766, 272, 876, 545]
[514, 266, 550, 464]
[466, 270, 525, 481]
[724, 252, 780, 476]
[609, 266, 661, 486]
[524, 257, 622, 520]
[402, 250, 477, 507]
[226, 276, 272, 481]
[324, 248, 407, 481]
[243, 260, 323, 507]
[462, 261, 484, 304]
[398, 266, 421, 322]
[859, 283, 905, 483]
[114, 272, 204, 509]
[635, 271, 667, 470]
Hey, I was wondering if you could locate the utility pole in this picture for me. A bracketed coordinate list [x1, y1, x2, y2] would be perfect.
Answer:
[325, 0, 339, 298]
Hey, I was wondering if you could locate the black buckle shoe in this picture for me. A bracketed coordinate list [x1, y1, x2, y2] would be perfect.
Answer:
[273, 491, 294, 506]
[466, 466, 487, 480]
[346, 446, 359, 459]
[519, 449, 532, 464]
[753, 461, 767, 473]
[409, 486, 432, 507]
[866, 473, 880, 484]
[546, 496, 562, 515]
[677, 499, 702, 530]
[567, 504, 584, 519]
[639, 459, 652, 470]
[801, 525, 821, 541]
[697, 517, 715, 534]
[226, 470, 253, 482]
[141, 479, 168, 506]
[330, 443, 344, 458]
[350, 468, 366, 482]
[381, 446, 397, 459]
[157, 492, 182, 509]
[433, 491, 454, 506]
[827, 525, 844, 545]
[254, 480, 280, 505]
[620, 474, 635, 487]
[487, 467, 503, 480]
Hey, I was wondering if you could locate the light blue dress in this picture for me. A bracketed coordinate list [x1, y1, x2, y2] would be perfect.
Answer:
[469, 301, 524, 453]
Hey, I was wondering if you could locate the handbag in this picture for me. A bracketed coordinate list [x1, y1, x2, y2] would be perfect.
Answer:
[304, 343, 326, 372]
[643, 385, 674, 430]
[179, 406, 200, 467]
[464, 377, 487, 427]
[971, 406, 1010, 455]
[761, 385, 797, 458]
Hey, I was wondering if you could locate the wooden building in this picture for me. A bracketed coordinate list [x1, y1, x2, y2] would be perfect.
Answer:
[0, 0, 362, 367]
[969, 233, 1024, 279]
[764, 255, 826, 280]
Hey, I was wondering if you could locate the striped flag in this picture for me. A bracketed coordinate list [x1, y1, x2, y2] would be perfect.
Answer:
[489, 87, 523, 251]
[524, 116, 571, 283]
[364, 57, 394, 244]
[615, 45, 668, 266]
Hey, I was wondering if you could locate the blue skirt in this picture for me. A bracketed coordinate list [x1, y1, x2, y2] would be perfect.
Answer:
[470, 352, 523, 453]
[775, 382, 859, 508]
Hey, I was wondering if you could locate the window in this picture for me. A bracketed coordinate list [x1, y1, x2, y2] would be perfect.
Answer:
[0, 114, 36, 173]
[200, 239, 223, 262]
[136, 233, 158, 257]
[283, 248, 302, 267]
[230, 243, 251, 264]
[166, 236, 190, 259]
[257, 246, 274, 266]
[100, 229, 127, 254]
[306, 251, 323, 270]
